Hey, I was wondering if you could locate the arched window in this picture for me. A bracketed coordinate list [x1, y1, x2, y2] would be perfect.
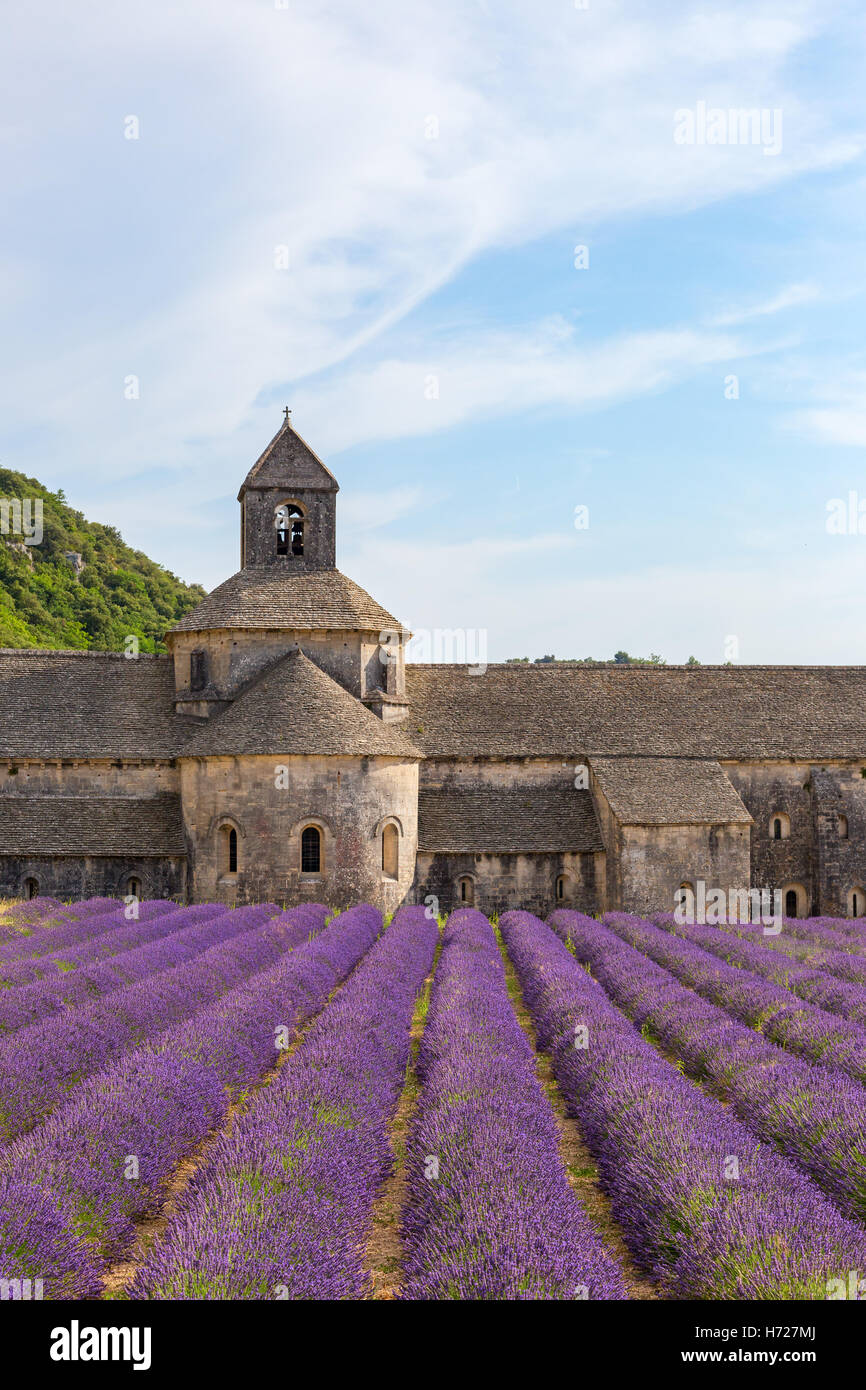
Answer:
[23, 877, 39, 900]
[555, 875, 567, 901]
[847, 887, 865, 918]
[675, 882, 694, 913]
[126, 876, 142, 899]
[301, 825, 321, 874]
[218, 824, 239, 877]
[770, 813, 790, 841]
[785, 888, 799, 918]
[382, 823, 398, 879]
[275, 503, 304, 557]
[457, 876, 474, 906]
[190, 650, 208, 692]
[838, 813, 849, 839]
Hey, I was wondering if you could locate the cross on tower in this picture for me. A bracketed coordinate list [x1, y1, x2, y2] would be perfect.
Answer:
[283, 406, 291, 424]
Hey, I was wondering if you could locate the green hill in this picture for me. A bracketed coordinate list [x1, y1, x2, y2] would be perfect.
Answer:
[0, 467, 206, 652]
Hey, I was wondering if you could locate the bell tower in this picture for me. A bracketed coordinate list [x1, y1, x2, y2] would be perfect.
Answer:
[238, 410, 338, 572]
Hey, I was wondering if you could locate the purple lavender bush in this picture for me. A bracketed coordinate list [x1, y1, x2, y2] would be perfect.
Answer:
[0, 903, 297, 1138]
[605, 912, 866, 1087]
[658, 915, 866, 1026]
[0, 904, 258, 1036]
[0, 1175, 104, 1299]
[503, 910, 866, 1299]
[551, 911, 866, 1228]
[0, 903, 391, 1296]
[0, 901, 224, 989]
[400, 909, 627, 1300]
[130, 904, 427, 1300]
[0, 900, 178, 977]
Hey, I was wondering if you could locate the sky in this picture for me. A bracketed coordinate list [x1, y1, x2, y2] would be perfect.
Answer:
[2, 0, 866, 663]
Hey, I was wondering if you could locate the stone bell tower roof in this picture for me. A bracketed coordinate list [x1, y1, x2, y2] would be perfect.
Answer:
[237, 411, 339, 501]
[237, 413, 339, 572]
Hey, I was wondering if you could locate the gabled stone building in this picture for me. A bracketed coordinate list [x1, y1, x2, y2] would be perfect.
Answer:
[2, 415, 866, 918]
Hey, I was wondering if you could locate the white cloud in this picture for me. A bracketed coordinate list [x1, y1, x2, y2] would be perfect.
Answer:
[293, 318, 767, 454]
[780, 368, 866, 448]
[795, 407, 866, 448]
[710, 282, 821, 327]
[373, 529, 866, 664]
[0, 0, 859, 468]
[339, 486, 429, 531]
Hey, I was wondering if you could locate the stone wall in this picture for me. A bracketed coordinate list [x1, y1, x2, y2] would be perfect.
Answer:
[615, 822, 752, 917]
[0, 855, 186, 901]
[0, 760, 179, 796]
[179, 752, 418, 911]
[722, 761, 813, 908]
[412, 849, 603, 916]
[809, 764, 866, 916]
[419, 756, 578, 791]
[171, 628, 400, 704]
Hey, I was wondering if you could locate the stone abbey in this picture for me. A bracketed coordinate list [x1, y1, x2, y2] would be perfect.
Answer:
[2, 415, 866, 918]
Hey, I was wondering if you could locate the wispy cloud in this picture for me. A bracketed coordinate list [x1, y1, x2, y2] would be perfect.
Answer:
[709, 281, 821, 327]
[295, 318, 769, 454]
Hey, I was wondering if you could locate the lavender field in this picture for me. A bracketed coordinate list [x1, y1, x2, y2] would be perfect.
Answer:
[1, 895, 866, 1301]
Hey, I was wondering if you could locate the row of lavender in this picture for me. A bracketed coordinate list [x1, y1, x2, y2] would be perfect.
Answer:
[669, 913, 866, 988]
[606, 911, 866, 1088]
[505, 910, 866, 1298]
[554, 912, 866, 1228]
[0, 897, 161, 961]
[0, 904, 250, 1035]
[0, 903, 327, 1138]
[132, 905, 437, 1298]
[0, 903, 384, 1297]
[400, 910, 626, 1299]
[658, 914, 866, 1026]
[0, 900, 220, 989]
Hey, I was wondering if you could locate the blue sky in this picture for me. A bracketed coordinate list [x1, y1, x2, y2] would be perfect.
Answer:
[2, 0, 866, 662]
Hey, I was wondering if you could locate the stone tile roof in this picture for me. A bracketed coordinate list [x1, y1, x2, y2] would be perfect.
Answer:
[170, 567, 400, 634]
[238, 419, 339, 497]
[0, 650, 185, 760]
[181, 649, 423, 759]
[590, 756, 753, 825]
[405, 664, 866, 760]
[0, 794, 186, 855]
[418, 786, 603, 852]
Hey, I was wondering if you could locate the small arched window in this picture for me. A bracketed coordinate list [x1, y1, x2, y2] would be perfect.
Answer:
[555, 875, 566, 901]
[301, 825, 321, 874]
[23, 877, 39, 900]
[838, 813, 849, 839]
[847, 887, 865, 918]
[770, 813, 790, 841]
[219, 824, 238, 877]
[126, 876, 142, 899]
[276, 503, 304, 557]
[382, 824, 398, 879]
[457, 876, 474, 906]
